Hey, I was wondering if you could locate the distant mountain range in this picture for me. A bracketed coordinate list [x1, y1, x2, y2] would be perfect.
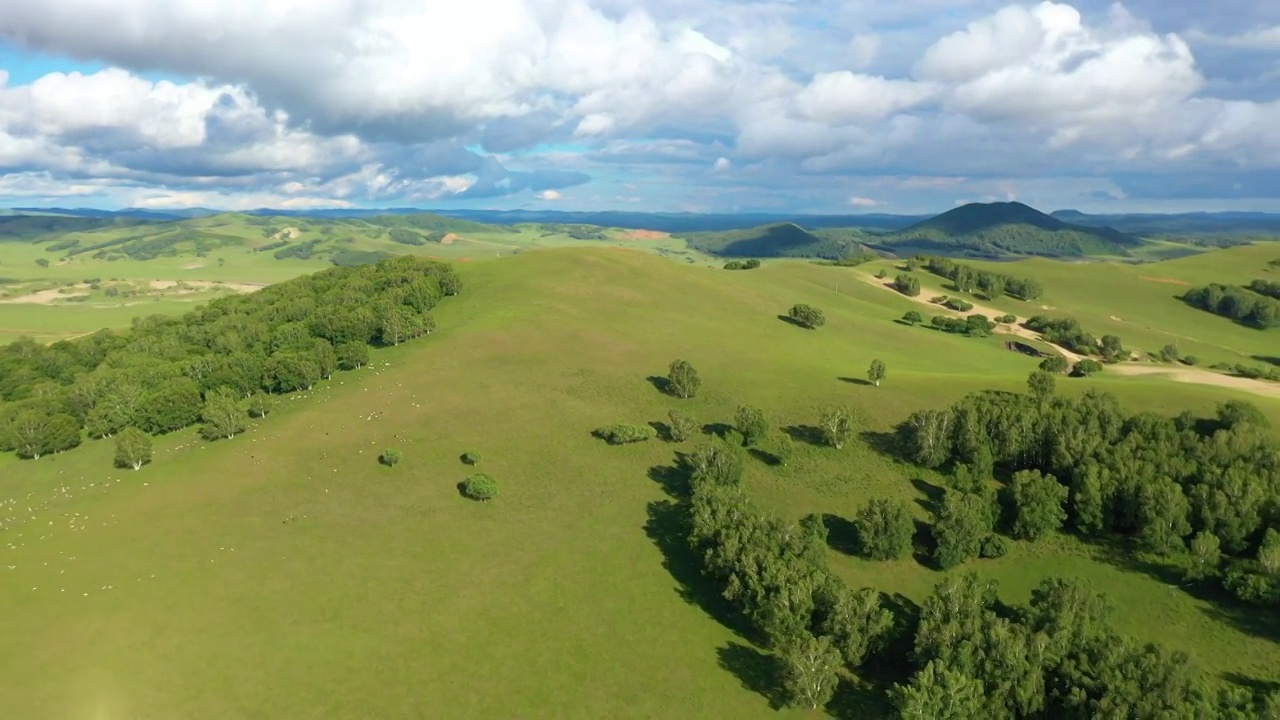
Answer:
[7, 204, 1280, 237]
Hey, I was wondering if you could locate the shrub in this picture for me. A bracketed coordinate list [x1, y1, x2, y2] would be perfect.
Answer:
[461, 474, 499, 501]
[944, 297, 974, 312]
[902, 310, 923, 325]
[979, 535, 1009, 558]
[1182, 355, 1200, 366]
[893, 274, 921, 297]
[788, 303, 826, 329]
[595, 424, 658, 445]
[995, 314, 1017, 324]
[461, 450, 482, 465]
[379, 448, 402, 467]
[667, 409, 698, 442]
[1039, 356, 1070, 374]
[1072, 359, 1104, 376]
[875, 269, 888, 279]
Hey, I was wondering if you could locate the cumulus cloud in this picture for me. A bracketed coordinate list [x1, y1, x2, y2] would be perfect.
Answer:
[536, 189, 563, 200]
[0, 0, 1276, 210]
[847, 196, 879, 207]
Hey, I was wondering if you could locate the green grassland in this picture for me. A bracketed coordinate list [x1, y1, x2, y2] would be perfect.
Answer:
[856, 243, 1278, 371]
[0, 214, 715, 342]
[2, 247, 1280, 718]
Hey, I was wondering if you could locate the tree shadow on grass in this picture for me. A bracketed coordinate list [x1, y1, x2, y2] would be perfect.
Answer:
[645, 499, 757, 641]
[822, 513, 859, 555]
[649, 420, 673, 441]
[777, 314, 811, 329]
[717, 642, 785, 710]
[838, 376, 873, 386]
[912, 519, 940, 571]
[861, 430, 904, 459]
[909, 477, 945, 515]
[702, 422, 736, 440]
[647, 454, 691, 499]
[784, 424, 826, 446]
[1222, 672, 1280, 695]
[748, 447, 782, 467]
[646, 375, 673, 396]
[1253, 355, 1280, 367]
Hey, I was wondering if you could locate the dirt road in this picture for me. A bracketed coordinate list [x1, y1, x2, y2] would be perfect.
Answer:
[855, 271, 1280, 400]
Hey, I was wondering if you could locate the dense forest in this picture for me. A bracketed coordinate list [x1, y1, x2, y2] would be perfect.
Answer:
[661, 382, 1280, 715]
[0, 256, 460, 462]
[1183, 283, 1280, 329]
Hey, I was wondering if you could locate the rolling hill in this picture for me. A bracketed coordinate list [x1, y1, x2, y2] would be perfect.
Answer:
[675, 223, 873, 259]
[876, 201, 1140, 257]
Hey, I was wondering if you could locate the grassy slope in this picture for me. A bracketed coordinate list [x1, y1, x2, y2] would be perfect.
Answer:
[855, 243, 1280, 369]
[2, 248, 1279, 719]
[0, 216, 712, 342]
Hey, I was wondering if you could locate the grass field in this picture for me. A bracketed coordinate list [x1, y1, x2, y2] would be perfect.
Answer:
[2, 247, 1279, 718]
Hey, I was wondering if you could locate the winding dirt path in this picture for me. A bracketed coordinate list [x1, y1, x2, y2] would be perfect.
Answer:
[854, 271, 1280, 400]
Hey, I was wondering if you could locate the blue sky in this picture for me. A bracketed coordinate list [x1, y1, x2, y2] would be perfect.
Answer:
[0, 1, 1277, 214]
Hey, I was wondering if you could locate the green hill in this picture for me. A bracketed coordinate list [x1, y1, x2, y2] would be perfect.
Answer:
[677, 222, 871, 259]
[879, 201, 1140, 257]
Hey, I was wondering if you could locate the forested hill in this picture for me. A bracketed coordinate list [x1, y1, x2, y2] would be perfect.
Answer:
[675, 223, 874, 260]
[878, 201, 1140, 257]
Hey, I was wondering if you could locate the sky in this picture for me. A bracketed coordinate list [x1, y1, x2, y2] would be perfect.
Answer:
[0, 1, 1278, 215]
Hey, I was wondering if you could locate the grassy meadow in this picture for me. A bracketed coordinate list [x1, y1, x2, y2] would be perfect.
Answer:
[2, 246, 1280, 718]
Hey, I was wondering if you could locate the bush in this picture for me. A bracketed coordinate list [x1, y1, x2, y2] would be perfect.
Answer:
[595, 424, 658, 445]
[461, 450, 482, 465]
[979, 535, 1009, 558]
[875, 269, 888, 279]
[944, 297, 974, 312]
[893, 274, 921, 297]
[1182, 355, 1200, 366]
[995, 314, 1017, 324]
[1039, 356, 1070, 374]
[902, 310, 923, 325]
[461, 473, 499, 501]
[668, 409, 698, 442]
[788, 304, 826, 329]
[723, 259, 761, 270]
[379, 448, 402, 467]
[1072, 359, 1104, 376]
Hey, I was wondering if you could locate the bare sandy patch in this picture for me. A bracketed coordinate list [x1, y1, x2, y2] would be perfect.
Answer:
[1139, 275, 1190, 286]
[440, 233, 458, 245]
[183, 262, 205, 270]
[150, 279, 266, 294]
[456, 257, 473, 263]
[2, 287, 91, 304]
[1109, 315, 1124, 322]
[619, 229, 669, 241]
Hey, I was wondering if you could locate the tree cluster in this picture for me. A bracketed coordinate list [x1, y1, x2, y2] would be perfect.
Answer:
[930, 314, 994, 337]
[918, 256, 1044, 300]
[1024, 315, 1126, 360]
[788, 304, 826, 329]
[723, 259, 761, 270]
[899, 386, 1280, 605]
[595, 424, 659, 445]
[892, 274, 921, 297]
[0, 256, 461, 464]
[1183, 283, 1280, 329]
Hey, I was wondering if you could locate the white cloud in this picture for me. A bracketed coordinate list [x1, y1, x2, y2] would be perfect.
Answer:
[536, 189, 562, 200]
[848, 33, 881, 69]
[847, 196, 878, 207]
[794, 72, 935, 124]
[711, 157, 732, 173]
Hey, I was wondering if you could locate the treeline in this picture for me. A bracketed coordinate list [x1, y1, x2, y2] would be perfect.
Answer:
[1024, 315, 1126, 360]
[914, 256, 1044, 300]
[671, 430, 1271, 715]
[1183, 283, 1280, 329]
[0, 256, 460, 462]
[899, 387, 1280, 606]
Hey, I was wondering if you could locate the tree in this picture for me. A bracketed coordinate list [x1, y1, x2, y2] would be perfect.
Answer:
[903, 310, 924, 325]
[1259, 528, 1280, 578]
[113, 427, 152, 470]
[894, 274, 922, 297]
[893, 661, 987, 720]
[1039, 355, 1070, 374]
[1185, 531, 1221, 582]
[1159, 343, 1180, 363]
[771, 432, 797, 467]
[933, 491, 993, 569]
[200, 388, 246, 441]
[336, 341, 370, 370]
[733, 405, 769, 447]
[667, 409, 697, 442]
[1027, 370, 1056, 403]
[137, 378, 203, 434]
[1010, 469, 1068, 541]
[868, 359, 886, 387]
[818, 585, 895, 666]
[1137, 478, 1191, 555]
[901, 409, 953, 468]
[1073, 359, 1103, 376]
[819, 405, 855, 449]
[379, 448, 402, 467]
[788, 304, 826, 329]
[265, 352, 321, 393]
[461, 450, 482, 465]
[780, 634, 841, 710]
[247, 392, 272, 419]
[1100, 334, 1125, 362]
[461, 473, 498, 501]
[686, 439, 743, 487]
[855, 497, 915, 560]
[667, 359, 700, 399]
